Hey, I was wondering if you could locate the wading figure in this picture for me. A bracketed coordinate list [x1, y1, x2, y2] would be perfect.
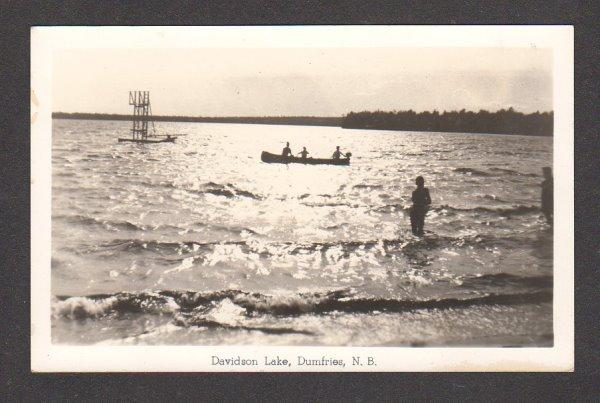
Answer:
[282, 142, 292, 157]
[541, 167, 553, 225]
[410, 176, 432, 236]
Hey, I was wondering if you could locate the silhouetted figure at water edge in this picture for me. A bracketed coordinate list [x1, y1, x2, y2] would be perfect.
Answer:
[297, 147, 310, 159]
[541, 166, 553, 225]
[332, 146, 346, 159]
[410, 176, 432, 236]
[282, 142, 292, 157]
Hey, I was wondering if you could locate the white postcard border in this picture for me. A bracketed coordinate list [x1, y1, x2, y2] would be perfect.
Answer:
[31, 25, 574, 372]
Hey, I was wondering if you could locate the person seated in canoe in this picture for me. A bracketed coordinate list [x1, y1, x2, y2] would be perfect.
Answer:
[297, 147, 310, 159]
[332, 146, 348, 159]
[282, 142, 292, 157]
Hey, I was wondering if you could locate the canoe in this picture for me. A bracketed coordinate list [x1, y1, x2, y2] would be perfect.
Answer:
[261, 151, 350, 165]
[118, 137, 176, 143]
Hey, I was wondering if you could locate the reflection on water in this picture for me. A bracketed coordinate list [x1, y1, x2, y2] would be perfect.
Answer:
[51, 119, 553, 346]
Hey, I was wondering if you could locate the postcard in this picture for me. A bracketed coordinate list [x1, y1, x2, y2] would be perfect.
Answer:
[31, 25, 573, 371]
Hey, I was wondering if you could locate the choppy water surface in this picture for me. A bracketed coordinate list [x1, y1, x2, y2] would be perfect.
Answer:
[51, 119, 553, 346]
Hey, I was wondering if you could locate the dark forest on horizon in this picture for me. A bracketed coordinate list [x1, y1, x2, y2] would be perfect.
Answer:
[53, 108, 553, 136]
[52, 113, 341, 127]
[342, 108, 553, 136]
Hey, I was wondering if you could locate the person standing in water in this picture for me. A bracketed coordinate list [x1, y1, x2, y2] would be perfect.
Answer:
[541, 167, 553, 225]
[282, 142, 292, 157]
[410, 176, 432, 236]
[297, 147, 309, 159]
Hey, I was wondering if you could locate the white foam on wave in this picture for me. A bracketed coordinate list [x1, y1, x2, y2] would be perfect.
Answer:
[255, 265, 271, 276]
[232, 290, 337, 314]
[53, 296, 119, 319]
[204, 298, 246, 326]
[442, 248, 460, 256]
[203, 243, 247, 266]
[52, 292, 182, 320]
[405, 269, 433, 286]
[292, 269, 309, 279]
[164, 256, 195, 274]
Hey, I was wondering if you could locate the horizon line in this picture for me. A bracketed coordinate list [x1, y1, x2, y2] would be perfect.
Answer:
[52, 108, 554, 118]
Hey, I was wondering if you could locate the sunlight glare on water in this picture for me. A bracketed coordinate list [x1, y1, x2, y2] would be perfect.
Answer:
[51, 119, 553, 346]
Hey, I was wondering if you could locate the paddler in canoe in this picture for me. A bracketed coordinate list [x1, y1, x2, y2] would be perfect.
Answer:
[282, 142, 293, 157]
[332, 146, 350, 160]
[297, 147, 310, 159]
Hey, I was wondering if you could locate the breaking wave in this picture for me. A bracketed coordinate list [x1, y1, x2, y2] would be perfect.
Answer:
[54, 214, 259, 237]
[54, 214, 149, 232]
[77, 231, 543, 262]
[53, 286, 552, 322]
[353, 184, 384, 189]
[301, 202, 361, 208]
[457, 273, 553, 289]
[454, 167, 539, 178]
[374, 203, 539, 216]
[489, 167, 539, 177]
[433, 204, 539, 216]
[480, 194, 507, 203]
[134, 180, 262, 200]
[194, 182, 262, 200]
[453, 167, 490, 176]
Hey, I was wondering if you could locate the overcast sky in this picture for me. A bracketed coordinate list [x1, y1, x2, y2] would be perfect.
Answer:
[53, 47, 552, 116]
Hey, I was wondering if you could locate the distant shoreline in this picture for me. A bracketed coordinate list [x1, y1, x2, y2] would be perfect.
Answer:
[51, 113, 341, 127]
[52, 110, 553, 137]
[342, 109, 553, 137]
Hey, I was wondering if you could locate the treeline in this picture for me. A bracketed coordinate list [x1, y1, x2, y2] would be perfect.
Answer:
[52, 112, 341, 127]
[341, 108, 553, 136]
[52, 110, 553, 136]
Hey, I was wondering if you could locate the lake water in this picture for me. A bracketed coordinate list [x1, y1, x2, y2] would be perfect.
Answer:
[51, 119, 553, 346]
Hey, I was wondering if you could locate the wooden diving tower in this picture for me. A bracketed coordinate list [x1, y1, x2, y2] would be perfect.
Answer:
[118, 91, 177, 143]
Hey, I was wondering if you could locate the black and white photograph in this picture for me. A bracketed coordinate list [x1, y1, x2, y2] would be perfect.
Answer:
[31, 26, 573, 371]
